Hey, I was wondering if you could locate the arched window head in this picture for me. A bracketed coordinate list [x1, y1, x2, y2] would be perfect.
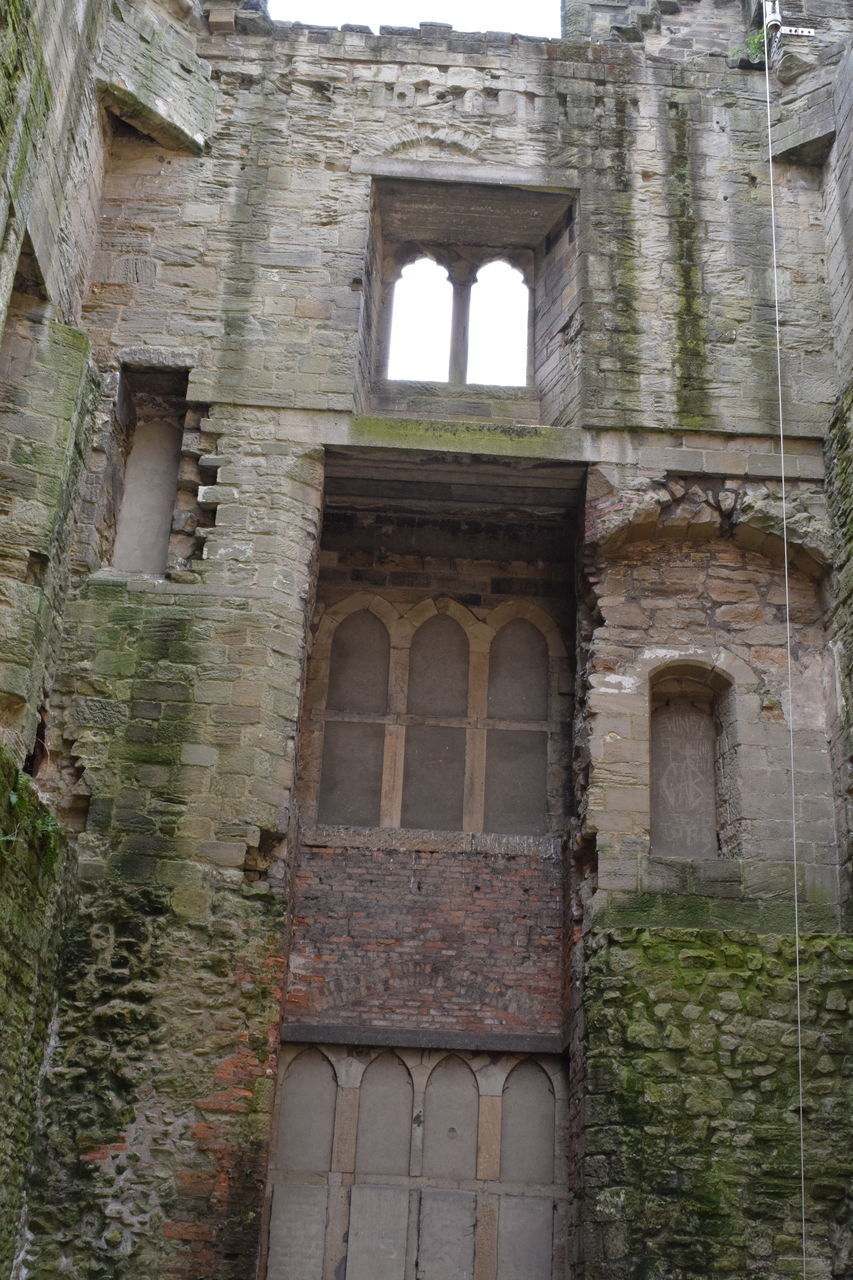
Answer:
[467, 260, 529, 387]
[276, 1049, 337, 1172]
[318, 610, 390, 826]
[356, 1053, 413, 1175]
[327, 610, 389, 714]
[422, 1055, 478, 1180]
[408, 614, 469, 717]
[501, 1060, 555, 1184]
[387, 257, 452, 382]
[488, 618, 548, 721]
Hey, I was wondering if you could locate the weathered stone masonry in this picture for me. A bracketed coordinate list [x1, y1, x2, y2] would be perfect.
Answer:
[0, 0, 851, 1276]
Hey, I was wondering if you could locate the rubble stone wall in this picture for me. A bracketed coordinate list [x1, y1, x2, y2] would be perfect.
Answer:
[0, 749, 67, 1277]
[581, 926, 853, 1280]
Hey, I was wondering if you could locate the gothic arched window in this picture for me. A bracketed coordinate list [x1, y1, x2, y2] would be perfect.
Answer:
[385, 252, 531, 388]
[386, 257, 453, 381]
[467, 260, 529, 386]
[307, 598, 565, 837]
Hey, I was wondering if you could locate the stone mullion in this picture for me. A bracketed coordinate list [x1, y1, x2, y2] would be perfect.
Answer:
[449, 272, 474, 385]
[464, 646, 489, 832]
[380, 642, 409, 828]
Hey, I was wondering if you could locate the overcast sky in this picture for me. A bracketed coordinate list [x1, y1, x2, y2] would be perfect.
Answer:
[265, 0, 562, 38]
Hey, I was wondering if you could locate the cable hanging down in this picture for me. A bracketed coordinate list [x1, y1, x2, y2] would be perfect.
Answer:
[761, 9, 809, 1276]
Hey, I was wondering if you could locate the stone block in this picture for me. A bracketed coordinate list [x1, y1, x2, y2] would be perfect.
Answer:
[199, 840, 246, 867]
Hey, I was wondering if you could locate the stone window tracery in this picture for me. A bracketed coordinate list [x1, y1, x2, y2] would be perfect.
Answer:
[360, 179, 579, 426]
[386, 251, 531, 387]
[303, 595, 566, 837]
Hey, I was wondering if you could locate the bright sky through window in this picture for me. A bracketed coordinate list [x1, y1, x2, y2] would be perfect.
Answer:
[468, 262, 529, 386]
[387, 259, 453, 382]
[265, 0, 561, 38]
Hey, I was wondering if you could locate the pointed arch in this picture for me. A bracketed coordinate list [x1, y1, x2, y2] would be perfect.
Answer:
[423, 1054, 478, 1180]
[327, 609, 390, 715]
[488, 618, 549, 722]
[276, 1048, 338, 1173]
[387, 256, 452, 382]
[356, 1052, 413, 1175]
[467, 259, 529, 387]
[500, 1059, 555, 1184]
[408, 613, 469, 717]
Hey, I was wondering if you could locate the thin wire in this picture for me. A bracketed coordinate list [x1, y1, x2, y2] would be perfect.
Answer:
[762, 20, 808, 1277]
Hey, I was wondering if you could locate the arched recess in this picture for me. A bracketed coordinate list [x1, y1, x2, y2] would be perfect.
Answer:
[327, 609, 390, 714]
[486, 600, 567, 657]
[500, 1060, 555, 1184]
[387, 256, 453, 381]
[276, 1048, 337, 1172]
[402, 613, 469, 829]
[422, 1055, 478, 1180]
[488, 618, 549, 721]
[318, 609, 389, 826]
[408, 613, 469, 717]
[649, 662, 734, 860]
[467, 260, 530, 387]
[355, 1052, 413, 1175]
[485, 618, 550, 835]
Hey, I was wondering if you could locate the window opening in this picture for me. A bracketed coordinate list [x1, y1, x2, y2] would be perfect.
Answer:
[112, 415, 182, 573]
[327, 608, 389, 712]
[386, 257, 453, 381]
[408, 613, 468, 716]
[300, 451, 580, 842]
[467, 260, 529, 387]
[363, 181, 576, 424]
[355, 1052, 413, 1175]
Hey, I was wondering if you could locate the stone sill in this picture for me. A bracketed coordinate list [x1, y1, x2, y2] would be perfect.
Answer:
[369, 381, 541, 425]
[301, 823, 562, 856]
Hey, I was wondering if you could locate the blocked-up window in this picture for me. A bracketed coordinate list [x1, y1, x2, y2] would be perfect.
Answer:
[311, 598, 564, 836]
[649, 664, 734, 859]
[265, 1045, 570, 1280]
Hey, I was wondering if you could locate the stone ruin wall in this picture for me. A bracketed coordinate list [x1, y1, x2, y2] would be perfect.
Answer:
[0, 0, 851, 1276]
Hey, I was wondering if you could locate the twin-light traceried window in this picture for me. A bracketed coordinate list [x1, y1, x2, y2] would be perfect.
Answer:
[386, 256, 530, 387]
[302, 596, 566, 837]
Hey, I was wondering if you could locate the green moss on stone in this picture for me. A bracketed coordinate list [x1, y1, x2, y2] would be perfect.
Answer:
[582, 925, 853, 1278]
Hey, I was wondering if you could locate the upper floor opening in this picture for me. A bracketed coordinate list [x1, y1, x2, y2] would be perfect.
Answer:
[358, 178, 579, 428]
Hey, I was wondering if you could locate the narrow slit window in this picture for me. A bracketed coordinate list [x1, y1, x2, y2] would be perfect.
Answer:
[387, 257, 453, 382]
[467, 261, 529, 387]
